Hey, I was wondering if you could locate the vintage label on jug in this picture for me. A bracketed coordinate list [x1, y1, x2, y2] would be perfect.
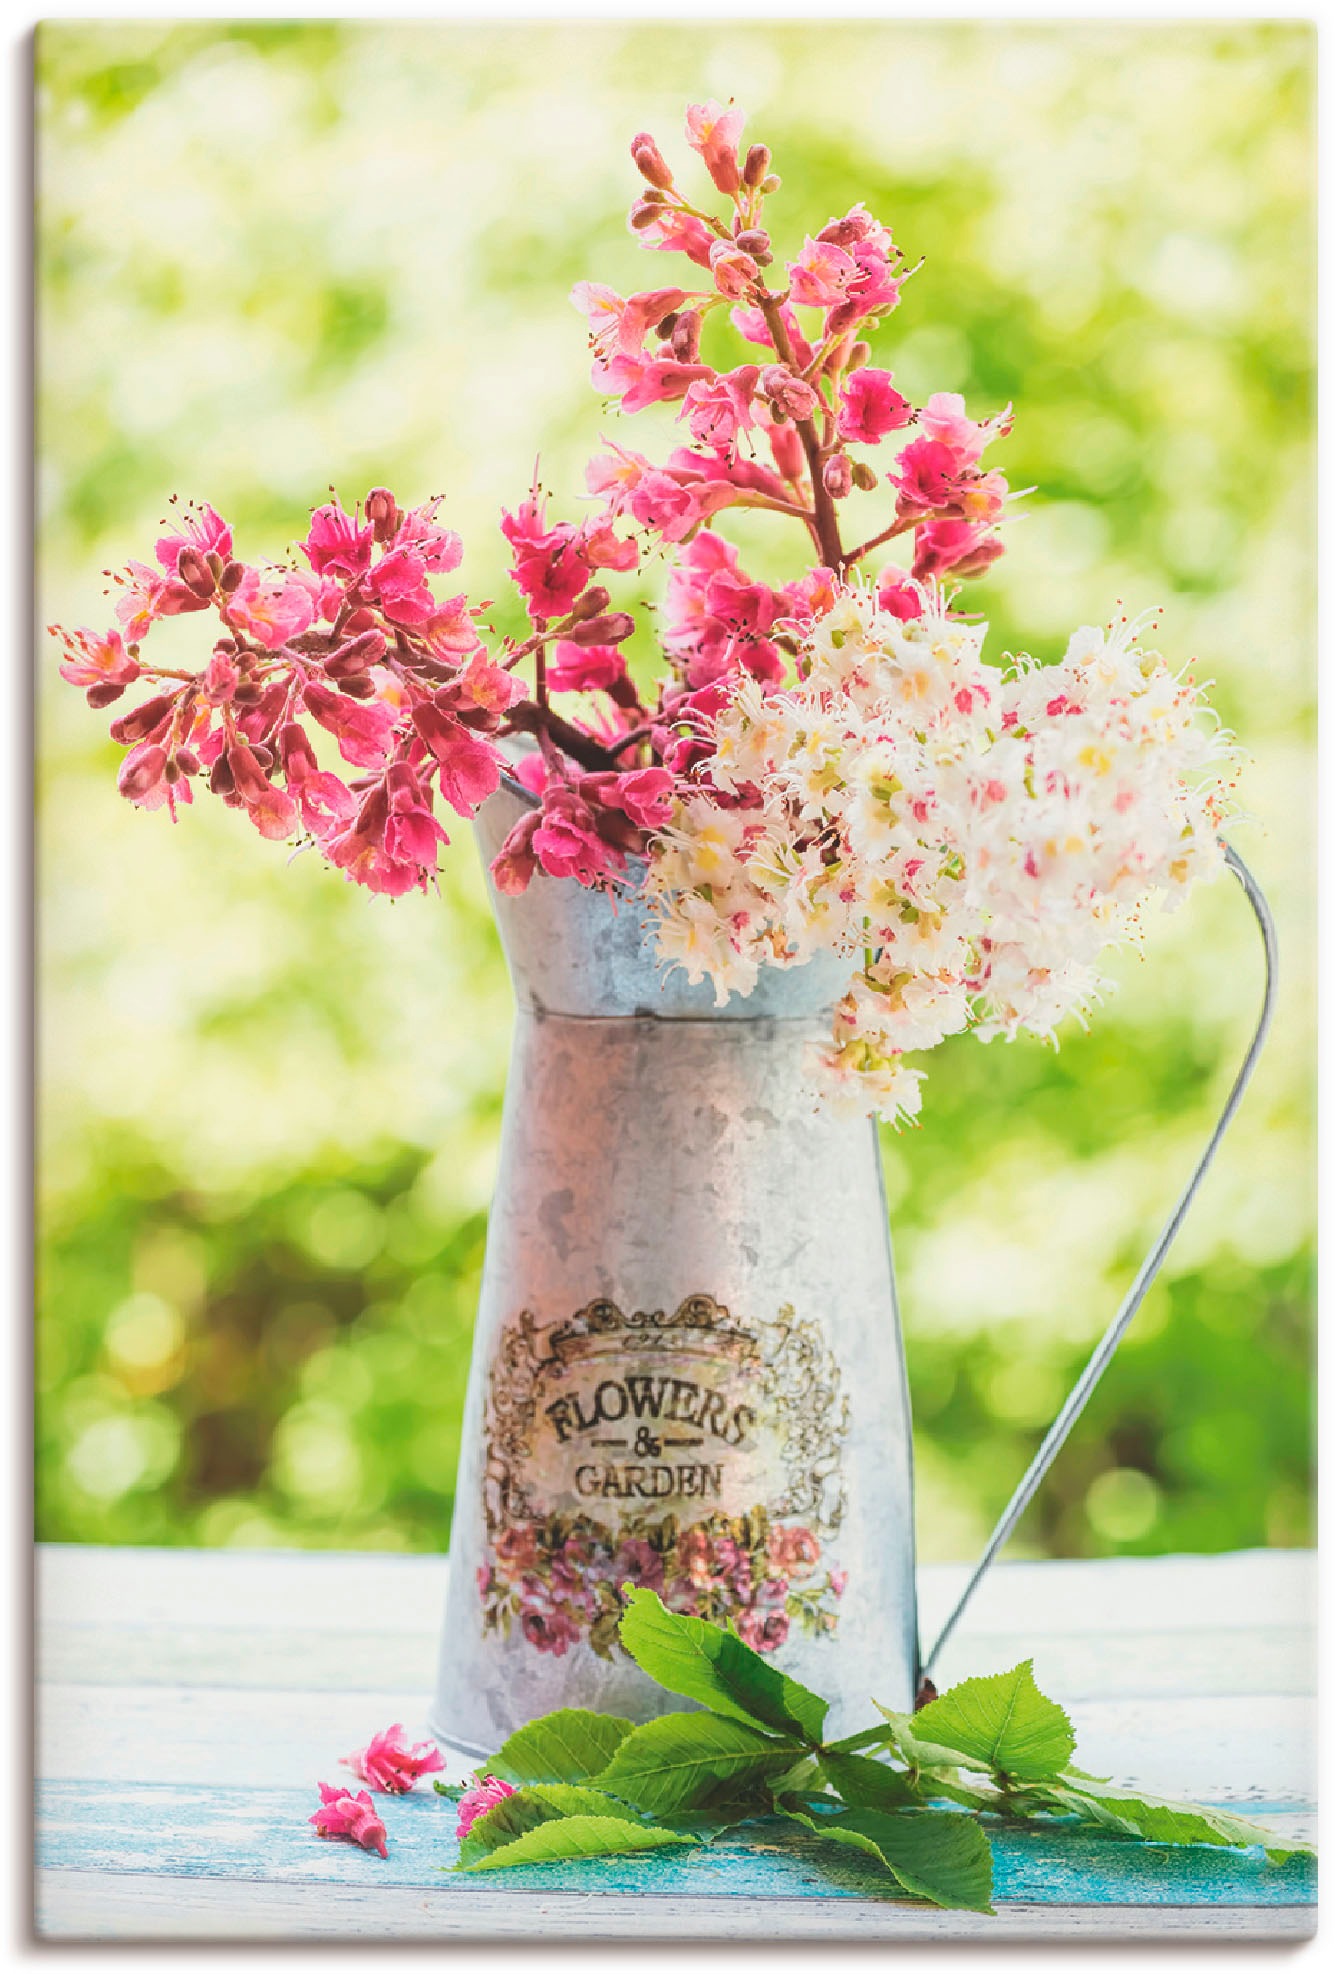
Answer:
[477, 1294, 850, 1659]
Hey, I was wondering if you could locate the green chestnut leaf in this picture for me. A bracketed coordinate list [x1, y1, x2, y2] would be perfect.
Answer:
[618, 1586, 829, 1743]
[484, 1708, 637, 1786]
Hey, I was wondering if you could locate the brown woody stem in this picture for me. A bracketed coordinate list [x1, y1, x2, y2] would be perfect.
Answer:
[756, 292, 845, 572]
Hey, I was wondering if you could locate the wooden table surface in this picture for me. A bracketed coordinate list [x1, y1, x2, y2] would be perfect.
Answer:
[35, 1543, 1317, 1942]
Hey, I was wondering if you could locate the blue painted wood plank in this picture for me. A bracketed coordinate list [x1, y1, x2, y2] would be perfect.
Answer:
[36, 1782, 1316, 1910]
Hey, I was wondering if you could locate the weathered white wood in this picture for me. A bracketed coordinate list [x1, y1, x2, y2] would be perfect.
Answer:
[36, 1873, 1317, 1943]
[38, 1543, 1315, 1640]
[36, 1679, 1316, 1806]
[37, 1613, 1316, 1703]
[35, 1545, 1318, 1942]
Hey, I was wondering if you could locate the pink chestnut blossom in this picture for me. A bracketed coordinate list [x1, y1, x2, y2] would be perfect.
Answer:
[911, 518, 1005, 582]
[571, 282, 687, 360]
[228, 565, 317, 649]
[302, 680, 398, 768]
[343, 1722, 447, 1795]
[679, 366, 760, 453]
[411, 703, 504, 815]
[593, 351, 715, 415]
[531, 785, 628, 885]
[456, 1775, 517, 1839]
[279, 722, 357, 837]
[708, 241, 758, 302]
[154, 501, 232, 575]
[303, 498, 373, 581]
[578, 765, 675, 831]
[837, 369, 913, 445]
[394, 498, 465, 573]
[324, 781, 422, 897]
[444, 652, 527, 724]
[685, 99, 745, 194]
[423, 596, 485, 662]
[662, 531, 787, 689]
[310, 1782, 388, 1859]
[490, 806, 542, 894]
[890, 436, 962, 514]
[114, 558, 209, 637]
[549, 642, 628, 694]
[919, 390, 1011, 462]
[876, 567, 924, 621]
[117, 741, 171, 808]
[227, 740, 300, 842]
[366, 545, 435, 627]
[501, 498, 592, 622]
[52, 626, 140, 694]
[786, 235, 858, 312]
[383, 762, 451, 875]
[635, 206, 717, 268]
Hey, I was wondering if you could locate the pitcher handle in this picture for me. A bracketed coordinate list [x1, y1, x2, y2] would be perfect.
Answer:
[918, 844, 1279, 1686]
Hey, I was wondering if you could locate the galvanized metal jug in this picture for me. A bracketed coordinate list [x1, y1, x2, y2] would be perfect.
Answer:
[429, 781, 1276, 1757]
[429, 780, 919, 1752]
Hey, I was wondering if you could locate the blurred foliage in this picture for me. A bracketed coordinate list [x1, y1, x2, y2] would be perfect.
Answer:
[36, 21, 1314, 1561]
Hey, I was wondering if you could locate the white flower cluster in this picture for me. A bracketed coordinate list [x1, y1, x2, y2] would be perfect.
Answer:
[644, 586, 1238, 1124]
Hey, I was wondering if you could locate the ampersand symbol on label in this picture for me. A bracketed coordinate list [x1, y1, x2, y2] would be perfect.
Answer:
[633, 1426, 662, 1458]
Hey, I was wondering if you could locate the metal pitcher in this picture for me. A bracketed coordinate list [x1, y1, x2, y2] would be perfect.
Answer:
[429, 779, 1277, 1755]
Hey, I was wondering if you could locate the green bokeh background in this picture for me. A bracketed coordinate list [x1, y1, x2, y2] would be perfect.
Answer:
[36, 21, 1315, 1562]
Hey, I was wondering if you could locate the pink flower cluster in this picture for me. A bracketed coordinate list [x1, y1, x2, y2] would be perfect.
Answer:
[309, 1782, 389, 1859]
[456, 1775, 517, 1839]
[310, 1721, 449, 1861]
[53, 490, 531, 897]
[55, 100, 1017, 912]
[342, 1723, 445, 1794]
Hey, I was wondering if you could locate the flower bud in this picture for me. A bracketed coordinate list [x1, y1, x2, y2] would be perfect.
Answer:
[846, 341, 872, 372]
[174, 747, 201, 777]
[743, 143, 771, 189]
[851, 460, 879, 492]
[669, 312, 702, 362]
[337, 673, 377, 699]
[568, 612, 635, 647]
[109, 694, 174, 745]
[709, 241, 757, 300]
[232, 678, 264, 706]
[629, 200, 664, 232]
[86, 681, 126, 710]
[118, 745, 167, 801]
[655, 310, 680, 340]
[176, 545, 216, 599]
[760, 364, 819, 422]
[163, 756, 181, 785]
[734, 228, 772, 263]
[218, 560, 244, 594]
[761, 174, 782, 195]
[823, 453, 854, 499]
[818, 214, 866, 248]
[570, 586, 611, 622]
[365, 487, 399, 542]
[209, 755, 235, 798]
[630, 133, 674, 190]
[325, 628, 387, 678]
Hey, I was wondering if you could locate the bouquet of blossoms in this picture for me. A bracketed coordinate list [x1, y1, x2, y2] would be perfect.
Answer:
[51, 99, 1238, 1125]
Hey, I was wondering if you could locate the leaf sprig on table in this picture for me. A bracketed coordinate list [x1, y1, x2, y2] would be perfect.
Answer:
[435, 1587, 1312, 1912]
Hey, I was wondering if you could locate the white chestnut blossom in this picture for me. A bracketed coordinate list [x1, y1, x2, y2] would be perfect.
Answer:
[645, 585, 1238, 1124]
